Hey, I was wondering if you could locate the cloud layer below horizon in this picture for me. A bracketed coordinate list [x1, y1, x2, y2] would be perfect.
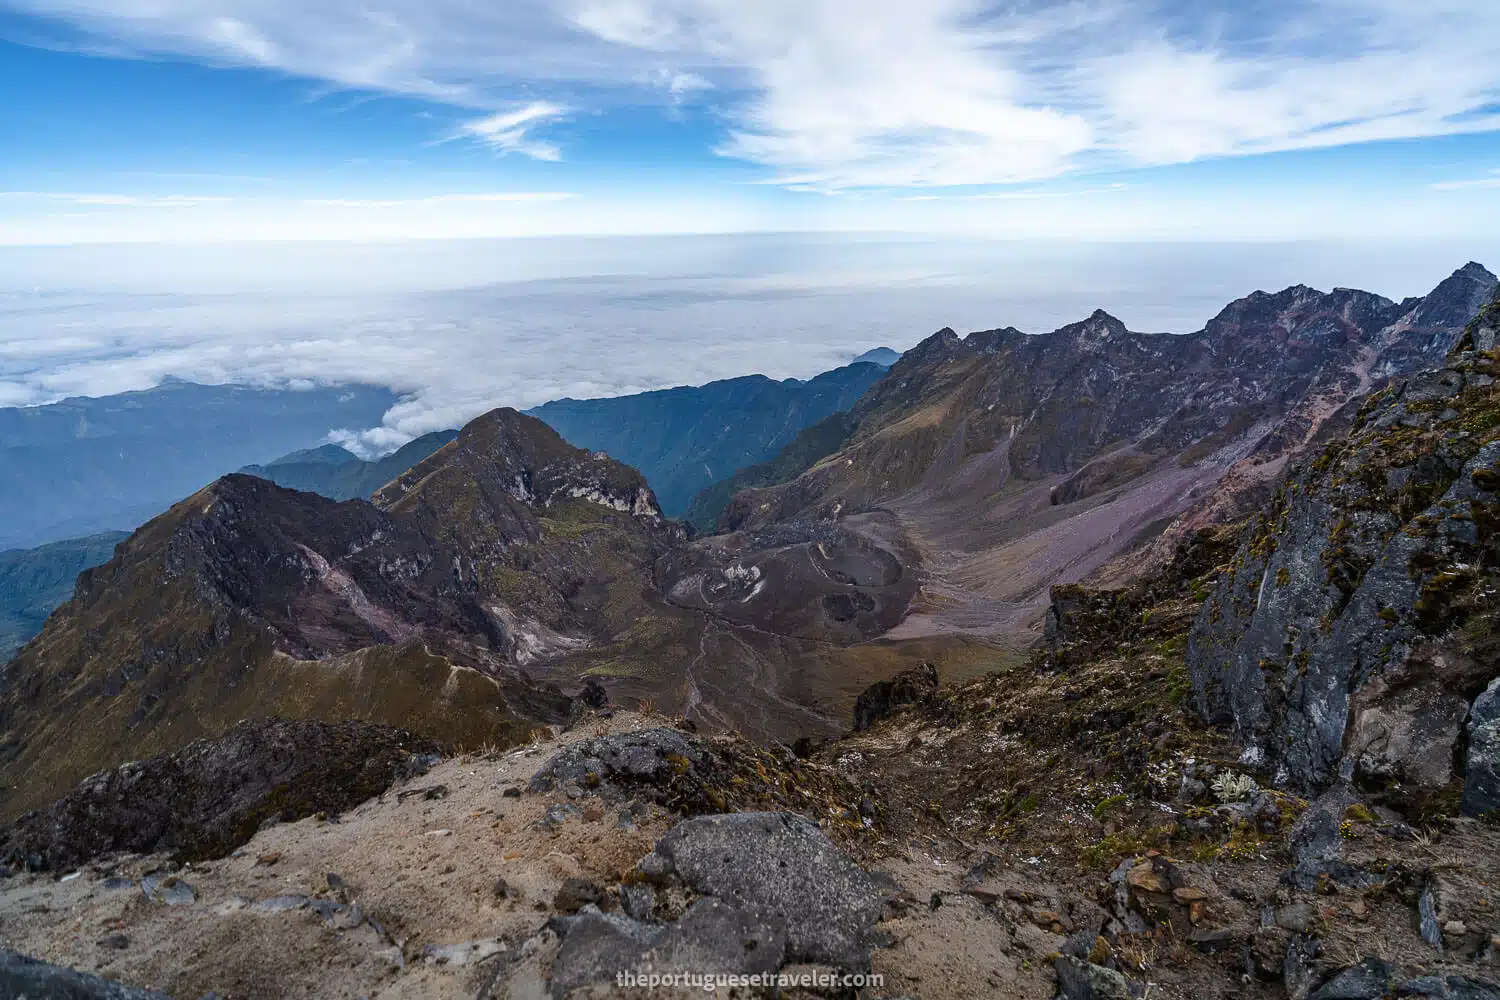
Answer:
[1, 236, 1492, 456]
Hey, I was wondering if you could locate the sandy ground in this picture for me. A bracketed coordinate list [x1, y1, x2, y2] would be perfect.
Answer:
[0, 712, 1072, 1000]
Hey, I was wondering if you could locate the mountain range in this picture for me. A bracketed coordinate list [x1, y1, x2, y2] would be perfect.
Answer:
[0, 379, 398, 550]
[525, 359, 889, 517]
[0, 532, 128, 661]
[0, 354, 898, 659]
[236, 431, 459, 501]
[2, 267, 1499, 1000]
[2, 264, 1493, 822]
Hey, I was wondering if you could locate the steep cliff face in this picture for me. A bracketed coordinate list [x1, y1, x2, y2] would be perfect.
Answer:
[1188, 292, 1500, 815]
[0, 409, 682, 820]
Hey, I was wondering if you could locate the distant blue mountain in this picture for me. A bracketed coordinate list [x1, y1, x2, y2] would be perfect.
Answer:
[240, 431, 458, 500]
[0, 380, 399, 549]
[527, 361, 887, 516]
[0, 531, 129, 658]
[851, 347, 902, 368]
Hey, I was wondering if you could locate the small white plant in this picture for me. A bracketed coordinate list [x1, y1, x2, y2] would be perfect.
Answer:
[1212, 770, 1258, 803]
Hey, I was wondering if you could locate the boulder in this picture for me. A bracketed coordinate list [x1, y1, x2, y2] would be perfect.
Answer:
[635, 811, 883, 971]
[1054, 955, 1131, 1000]
[551, 897, 786, 998]
[1464, 678, 1500, 817]
[1309, 959, 1396, 999]
[0, 949, 170, 999]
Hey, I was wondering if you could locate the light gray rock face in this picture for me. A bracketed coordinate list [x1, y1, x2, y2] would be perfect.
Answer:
[529, 729, 705, 802]
[550, 898, 786, 998]
[637, 812, 884, 971]
[1187, 341, 1500, 804]
[0, 949, 171, 999]
[1465, 678, 1500, 817]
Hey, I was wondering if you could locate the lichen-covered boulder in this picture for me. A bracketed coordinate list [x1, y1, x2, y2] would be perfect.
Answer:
[635, 811, 884, 971]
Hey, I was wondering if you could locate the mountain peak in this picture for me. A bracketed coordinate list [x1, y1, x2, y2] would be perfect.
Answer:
[851, 347, 902, 368]
[1401, 259, 1499, 333]
[1058, 309, 1129, 350]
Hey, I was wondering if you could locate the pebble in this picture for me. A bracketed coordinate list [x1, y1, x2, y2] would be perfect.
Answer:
[142, 875, 198, 906]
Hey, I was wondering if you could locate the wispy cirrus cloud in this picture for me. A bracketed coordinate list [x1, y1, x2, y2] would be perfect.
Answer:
[1432, 170, 1500, 191]
[455, 101, 570, 160]
[303, 192, 578, 208]
[4, 0, 1500, 189]
[0, 191, 232, 207]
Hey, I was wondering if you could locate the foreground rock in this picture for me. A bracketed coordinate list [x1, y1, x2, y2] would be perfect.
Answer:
[550, 810, 885, 994]
[639, 812, 883, 970]
[1, 717, 439, 870]
[0, 949, 169, 999]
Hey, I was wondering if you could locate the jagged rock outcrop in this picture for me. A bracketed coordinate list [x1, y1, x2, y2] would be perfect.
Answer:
[1188, 290, 1500, 809]
[1, 718, 439, 871]
[851, 661, 938, 731]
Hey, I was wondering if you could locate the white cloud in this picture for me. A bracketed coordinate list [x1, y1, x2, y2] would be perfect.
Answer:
[1433, 170, 1500, 191]
[0, 191, 231, 207]
[302, 192, 577, 208]
[457, 101, 570, 160]
[5, 0, 1500, 187]
[1, 238, 1489, 455]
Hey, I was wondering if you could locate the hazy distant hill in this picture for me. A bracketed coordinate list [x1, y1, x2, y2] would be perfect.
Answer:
[0, 379, 398, 549]
[0, 531, 129, 659]
[240, 431, 458, 500]
[526, 362, 886, 516]
[851, 347, 901, 367]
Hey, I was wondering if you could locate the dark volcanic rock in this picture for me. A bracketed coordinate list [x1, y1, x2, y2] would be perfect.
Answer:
[1465, 678, 1500, 817]
[529, 728, 711, 803]
[0, 949, 170, 999]
[1, 717, 439, 870]
[635, 811, 883, 971]
[551, 896, 786, 998]
[1187, 298, 1500, 802]
[1310, 959, 1397, 999]
[1054, 954, 1131, 999]
[852, 661, 938, 731]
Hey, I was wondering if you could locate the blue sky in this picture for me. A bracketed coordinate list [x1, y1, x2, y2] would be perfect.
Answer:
[1, 0, 1500, 242]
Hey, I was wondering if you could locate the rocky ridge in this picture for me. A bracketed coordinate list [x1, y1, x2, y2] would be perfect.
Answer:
[0, 409, 682, 819]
